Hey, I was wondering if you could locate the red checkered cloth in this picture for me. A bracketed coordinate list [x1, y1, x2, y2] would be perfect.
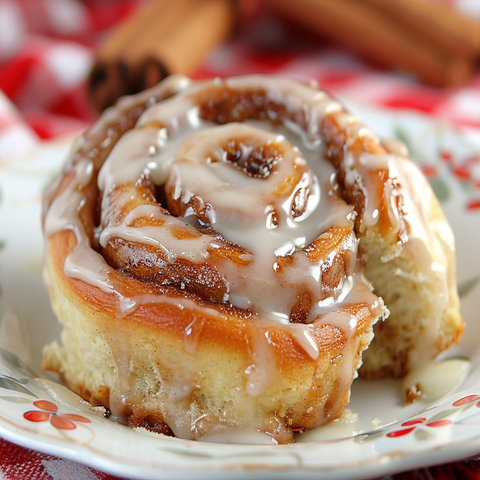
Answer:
[0, 0, 142, 151]
[1, 437, 479, 480]
[0, 438, 121, 480]
[1, 1, 480, 479]
[1, 0, 480, 156]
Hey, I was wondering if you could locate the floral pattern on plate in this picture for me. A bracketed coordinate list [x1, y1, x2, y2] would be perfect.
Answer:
[383, 395, 480, 439]
[24, 400, 91, 430]
[0, 108, 479, 480]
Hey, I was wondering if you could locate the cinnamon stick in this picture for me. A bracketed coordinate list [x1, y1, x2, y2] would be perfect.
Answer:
[94, 0, 171, 64]
[137, 0, 234, 82]
[89, 0, 235, 112]
[268, 0, 476, 88]
[364, 0, 480, 58]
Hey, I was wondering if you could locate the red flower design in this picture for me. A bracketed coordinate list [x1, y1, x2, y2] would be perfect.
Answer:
[23, 400, 91, 430]
[438, 149, 480, 210]
[386, 417, 452, 438]
[422, 166, 438, 178]
[387, 394, 480, 439]
[452, 394, 480, 407]
[467, 199, 480, 211]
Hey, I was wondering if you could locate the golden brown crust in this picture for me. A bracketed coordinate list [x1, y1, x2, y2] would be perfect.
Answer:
[47, 230, 374, 357]
[44, 237, 375, 441]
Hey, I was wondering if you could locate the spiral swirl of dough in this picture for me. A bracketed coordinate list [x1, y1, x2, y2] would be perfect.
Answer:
[42, 75, 387, 443]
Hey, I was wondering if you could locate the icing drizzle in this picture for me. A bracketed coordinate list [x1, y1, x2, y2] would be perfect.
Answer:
[44, 76, 393, 421]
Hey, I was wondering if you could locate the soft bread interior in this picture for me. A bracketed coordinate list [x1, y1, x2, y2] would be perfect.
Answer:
[358, 180, 463, 378]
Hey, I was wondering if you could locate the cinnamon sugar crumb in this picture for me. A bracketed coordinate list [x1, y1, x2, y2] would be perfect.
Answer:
[405, 382, 422, 403]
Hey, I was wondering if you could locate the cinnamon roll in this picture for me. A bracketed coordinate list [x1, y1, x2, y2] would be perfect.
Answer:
[42, 75, 463, 443]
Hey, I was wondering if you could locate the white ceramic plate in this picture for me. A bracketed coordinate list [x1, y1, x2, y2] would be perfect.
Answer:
[0, 105, 480, 480]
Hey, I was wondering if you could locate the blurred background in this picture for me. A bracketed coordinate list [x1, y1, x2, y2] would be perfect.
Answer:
[2, 0, 480, 160]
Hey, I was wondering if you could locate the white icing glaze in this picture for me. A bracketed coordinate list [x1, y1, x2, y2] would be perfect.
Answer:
[282, 324, 320, 360]
[392, 156, 452, 292]
[297, 409, 361, 441]
[46, 76, 386, 324]
[401, 359, 470, 402]
[381, 137, 409, 157]
[117, 293, 224, 321]
[44, 160, 115, 293]
[94, 86, 362, 324]
[78, 75, 193, 154]
[43, 75, 462, 441]
[100, 204, 214, 263]
[184, 315, 205, 355]
[244, 331, 277, 396]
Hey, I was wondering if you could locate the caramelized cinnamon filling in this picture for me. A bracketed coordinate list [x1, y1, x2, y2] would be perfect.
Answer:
[220, 139, 282, 179]
[43, 75, 400, 442]
[45, 76, 387, 326]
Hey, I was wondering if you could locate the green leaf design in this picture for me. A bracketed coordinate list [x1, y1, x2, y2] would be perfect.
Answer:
[428, 177, 450, 202]
[444, 355, 470, 362]
[425, 408, 457, 424]
[394, 126, 419, 163]
[356, 430, 384, 443]
[0, 235, 4, 297]
[458, 275, 480, 298]
[455, 410, 480, 425]
[0, 376, 36, 397]
[0, 395, 32, 403]
[414, 428, 433, 441]
[458, 181, 474, 195]
[0, 347, 37, 380]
